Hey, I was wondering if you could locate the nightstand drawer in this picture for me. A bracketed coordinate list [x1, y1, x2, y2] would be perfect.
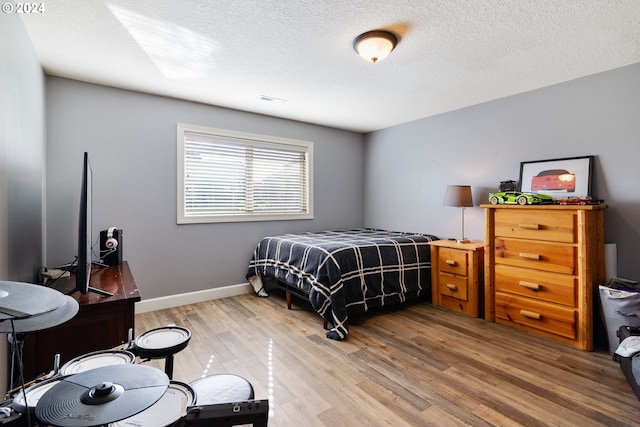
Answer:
[438, 247, 468, 276]
[438, 273, 468, 301]
[495, 292, 576, 340]
[494, 238, 576, 275]
[495, 264, 576, 307]
[440, 294, 476, 314]
[494, 209, 576, 243]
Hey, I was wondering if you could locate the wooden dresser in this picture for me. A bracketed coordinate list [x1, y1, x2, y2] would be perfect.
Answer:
[428, 240, 484, 317]
[482, 204, 606, 350]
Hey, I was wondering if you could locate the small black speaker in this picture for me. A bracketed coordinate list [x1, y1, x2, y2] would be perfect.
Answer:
[100, 228, 123, 266]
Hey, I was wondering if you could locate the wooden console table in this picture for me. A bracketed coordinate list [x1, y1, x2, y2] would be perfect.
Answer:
[20, 261, 140, 380]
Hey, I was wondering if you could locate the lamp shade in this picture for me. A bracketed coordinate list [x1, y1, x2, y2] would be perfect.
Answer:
[443, 185, 473, 207]
[353, 30, 397, 63]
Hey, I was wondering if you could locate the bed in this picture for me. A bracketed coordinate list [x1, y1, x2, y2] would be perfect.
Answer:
[246, 228, 438, 340]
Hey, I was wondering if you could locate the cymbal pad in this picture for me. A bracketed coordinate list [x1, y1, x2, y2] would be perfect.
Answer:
[35, 364, 169, 427]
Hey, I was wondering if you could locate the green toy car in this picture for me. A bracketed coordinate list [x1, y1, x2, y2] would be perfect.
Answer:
[488, 191, 555, 205]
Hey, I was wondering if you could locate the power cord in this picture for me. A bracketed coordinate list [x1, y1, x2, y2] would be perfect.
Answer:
[39, 257, 78, 286]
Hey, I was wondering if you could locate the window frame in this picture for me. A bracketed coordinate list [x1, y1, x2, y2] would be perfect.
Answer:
[177, 123, 314, 224]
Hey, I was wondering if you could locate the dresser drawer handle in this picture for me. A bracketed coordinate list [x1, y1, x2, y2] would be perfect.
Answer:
[519, 252, 541, 260]
[518, 223, 541, 230]
[445, 259, 457, 266]
[520, 309, 542, 320]
[518, 281, 541, 291]
[446, 284, 458, 291]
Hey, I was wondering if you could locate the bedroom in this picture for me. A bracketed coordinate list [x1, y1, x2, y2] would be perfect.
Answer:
[2, 2, 640, 425]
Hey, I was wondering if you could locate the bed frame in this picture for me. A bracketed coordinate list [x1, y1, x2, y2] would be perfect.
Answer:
[262, 275, 329, 329]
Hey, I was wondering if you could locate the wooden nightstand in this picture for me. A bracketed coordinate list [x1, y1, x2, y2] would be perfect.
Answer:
[428, 240, 484, 317]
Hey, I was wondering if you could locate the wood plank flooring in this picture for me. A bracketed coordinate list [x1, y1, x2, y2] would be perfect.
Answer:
[135, 292, 640, 426]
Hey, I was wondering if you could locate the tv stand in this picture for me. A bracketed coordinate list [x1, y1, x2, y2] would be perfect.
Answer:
[19, 261, 140, 381]
[67, 285, 114, 298]
[86, 262, 115, 296]
[88, 286, 114, 297]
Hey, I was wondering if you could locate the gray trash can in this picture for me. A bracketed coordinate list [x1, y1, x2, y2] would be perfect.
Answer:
[599, 283, 640, 354]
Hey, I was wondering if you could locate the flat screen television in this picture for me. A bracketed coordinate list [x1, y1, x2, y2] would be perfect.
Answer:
[70, 152, 112, 297]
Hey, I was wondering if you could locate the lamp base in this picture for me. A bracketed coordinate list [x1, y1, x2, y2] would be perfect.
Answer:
[456, 238, 470, 244]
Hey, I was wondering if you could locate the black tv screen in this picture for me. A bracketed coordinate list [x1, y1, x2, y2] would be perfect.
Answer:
[75, 151, 92, 294]
[72, 153, 113, 297]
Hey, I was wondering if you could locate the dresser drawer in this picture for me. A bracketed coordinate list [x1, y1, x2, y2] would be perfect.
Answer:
[494, 209, 576, 243]
[438, 247, 468, 276]
[495, 264, 576, 307]
[494, 238, 576, 275]
[438, 273, 468, 301]
[495, 292, 576, 340]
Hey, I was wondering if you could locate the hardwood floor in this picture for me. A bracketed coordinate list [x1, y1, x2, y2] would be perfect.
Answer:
[135, 292, 639, 426]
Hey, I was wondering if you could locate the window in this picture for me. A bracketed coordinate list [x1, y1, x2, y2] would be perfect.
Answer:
[177, 123, 313, 223]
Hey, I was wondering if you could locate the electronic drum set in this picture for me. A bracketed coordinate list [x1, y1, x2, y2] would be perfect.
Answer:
[0, 280, 261, 427]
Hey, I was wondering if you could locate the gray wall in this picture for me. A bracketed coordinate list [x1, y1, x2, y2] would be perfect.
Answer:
[46, 78, 364, 299]
[0, 13, 46, 392]
[0, 16, 46, 282]
[365, 62, 640, 280]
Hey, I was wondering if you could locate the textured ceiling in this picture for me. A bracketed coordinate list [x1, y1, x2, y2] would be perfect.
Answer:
[20, 0, 640, 133]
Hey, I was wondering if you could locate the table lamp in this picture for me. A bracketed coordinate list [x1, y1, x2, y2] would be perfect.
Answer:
[443, 185, 473, 243]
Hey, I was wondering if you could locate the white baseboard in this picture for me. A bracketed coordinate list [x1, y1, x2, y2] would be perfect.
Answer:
[135, 282, 253, 314]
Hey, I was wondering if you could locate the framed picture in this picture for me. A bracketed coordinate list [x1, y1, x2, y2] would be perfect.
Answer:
[518, 155, 594, 199]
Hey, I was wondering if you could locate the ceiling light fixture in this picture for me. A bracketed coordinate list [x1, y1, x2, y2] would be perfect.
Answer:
[352, 30, 398, 63]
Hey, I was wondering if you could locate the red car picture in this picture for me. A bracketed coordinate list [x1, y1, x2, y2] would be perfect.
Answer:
[531, 169, 576, 192]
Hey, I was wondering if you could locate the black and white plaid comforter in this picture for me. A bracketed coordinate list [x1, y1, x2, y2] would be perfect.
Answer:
[246, 228, 438, 340]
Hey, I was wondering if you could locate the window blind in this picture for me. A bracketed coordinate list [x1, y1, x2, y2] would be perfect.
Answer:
[178, 124, 313, 223]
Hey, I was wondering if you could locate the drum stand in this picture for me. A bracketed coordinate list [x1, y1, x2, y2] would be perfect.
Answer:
[6, 332, 34, 427]
[7, 332, 27, 392]
[125, 326, 191, 380]
[163, 355, 175, 380]
[6, 333, 57, 392]
[133, 349, 177, 379]
[132, 344, 178, 379]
